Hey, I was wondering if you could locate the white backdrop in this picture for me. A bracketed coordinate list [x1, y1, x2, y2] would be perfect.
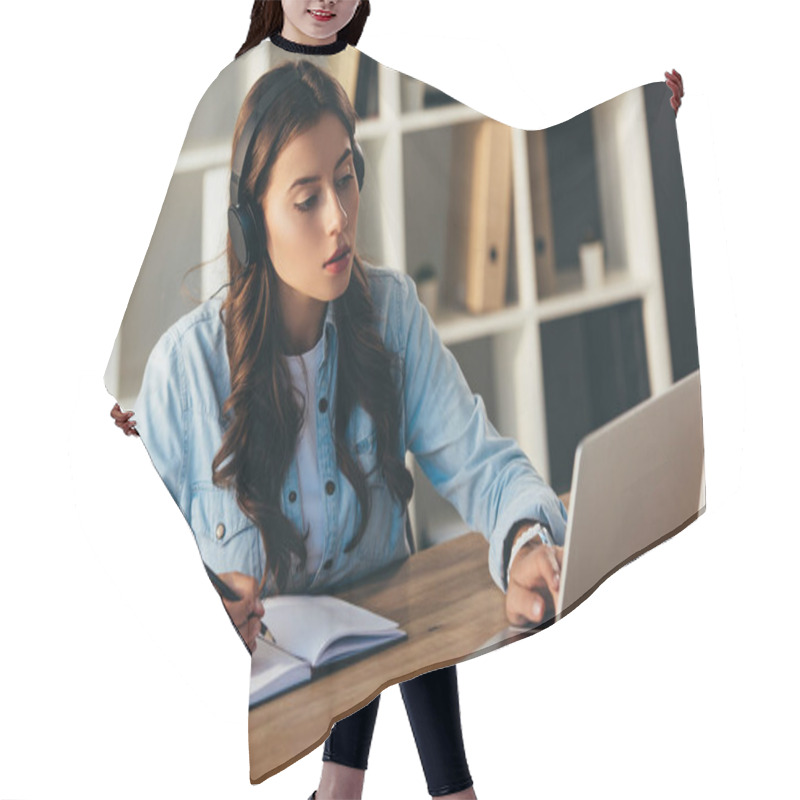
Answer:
[1, 1, 797, 798]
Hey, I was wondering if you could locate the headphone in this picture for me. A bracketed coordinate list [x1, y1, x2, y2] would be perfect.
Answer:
[228, 67, 366, 269]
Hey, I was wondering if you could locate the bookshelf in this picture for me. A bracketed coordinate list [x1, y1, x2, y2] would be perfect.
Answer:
[110, 45, 675, 551]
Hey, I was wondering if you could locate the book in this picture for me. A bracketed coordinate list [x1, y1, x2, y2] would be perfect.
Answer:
[249, 595, 406, 707]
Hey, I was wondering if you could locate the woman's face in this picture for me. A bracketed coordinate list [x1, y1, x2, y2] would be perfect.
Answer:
[281, 0, 361, 45]
[262, 112, 359, 312]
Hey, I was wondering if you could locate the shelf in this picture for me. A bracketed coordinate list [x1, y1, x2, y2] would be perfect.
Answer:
[173, 105, 483, 176]
[536, 272, 650, 322]
[430, 304, 529, 346]
[399, 104, 483, 135]
[174, 116, 391, 176]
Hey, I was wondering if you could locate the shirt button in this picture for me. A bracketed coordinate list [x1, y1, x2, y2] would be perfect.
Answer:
[319, 398, 328, 413]
[325, 481, 335, 496]
[323, 559, 333, 570]
[215, 523, 225, 541]
[289, 490, 297, 503]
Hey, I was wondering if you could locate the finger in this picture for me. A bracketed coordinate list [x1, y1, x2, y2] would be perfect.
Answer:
[224, 573, 260, 615]
[509, 545, 544, 589]
[227, 601, 248, 630]
[510, 546, 559, 599]
[246, 600, 264, 628]
[243, 614, 262, 653]
[529, 546, 561, 604]
[244, 615, 261, 648]
[221, 591, 249, 628]
[666, 79, 680, 99]
[506, 585, 548, 626]
[665, 69, 683, 91]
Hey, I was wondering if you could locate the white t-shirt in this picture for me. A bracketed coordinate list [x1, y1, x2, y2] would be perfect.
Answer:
[284, 335, 326, 576]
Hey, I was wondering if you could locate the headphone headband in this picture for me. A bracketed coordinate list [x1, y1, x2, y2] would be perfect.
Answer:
[229, 69, 302, 209]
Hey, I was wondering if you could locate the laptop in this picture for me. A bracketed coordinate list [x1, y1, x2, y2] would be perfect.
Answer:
[555, 369, 705, 621]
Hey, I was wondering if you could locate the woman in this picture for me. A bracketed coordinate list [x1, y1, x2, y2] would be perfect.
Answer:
[110, 4, 684, 798]
[125, 53, 569, 798]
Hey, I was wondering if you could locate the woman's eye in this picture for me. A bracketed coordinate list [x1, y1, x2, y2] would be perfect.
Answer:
[295, 175, 353, 213]
[296, 195, 317, 212]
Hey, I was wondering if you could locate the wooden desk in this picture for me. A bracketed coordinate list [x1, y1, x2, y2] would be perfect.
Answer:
[248, 531, 529, 783]
[249, 495, 571, 782]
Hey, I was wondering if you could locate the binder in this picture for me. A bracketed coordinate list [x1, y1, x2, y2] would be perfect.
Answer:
[327, 47, 361, 108]
[447, 120, 513, 314]
[527, 129, 558, 298]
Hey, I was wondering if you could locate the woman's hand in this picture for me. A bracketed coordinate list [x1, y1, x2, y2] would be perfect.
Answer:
[110, 402, 139, 436]
[217, 571, 265, 653]
[665, 68, 684, 115]
[506, 542, 563, 626]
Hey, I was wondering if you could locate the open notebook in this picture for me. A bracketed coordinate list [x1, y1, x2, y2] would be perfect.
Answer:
[249, 595, 406, 707]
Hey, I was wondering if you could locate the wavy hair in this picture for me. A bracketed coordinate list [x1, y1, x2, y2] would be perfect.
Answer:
[212, 60, 413, 593]
[236, 1, 371, 59]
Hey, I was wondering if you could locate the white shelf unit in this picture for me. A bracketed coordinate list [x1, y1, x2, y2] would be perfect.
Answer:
[131, 48, 672, 550]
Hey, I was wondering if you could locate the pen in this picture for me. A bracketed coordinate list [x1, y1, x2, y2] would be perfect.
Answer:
[257, 620, 275, 644]
[204, 562, 242, 602]
[204, 563, 275, 643]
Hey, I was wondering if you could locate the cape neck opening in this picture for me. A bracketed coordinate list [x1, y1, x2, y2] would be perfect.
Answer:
[270, 32, 349, 55]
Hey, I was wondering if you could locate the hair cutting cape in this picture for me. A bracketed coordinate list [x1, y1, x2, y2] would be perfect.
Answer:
[105, 36, 704, 783]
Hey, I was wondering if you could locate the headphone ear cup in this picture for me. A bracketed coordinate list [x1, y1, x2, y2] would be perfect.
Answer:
[228, 202, 262, 269]
[353, 139, 365, 191]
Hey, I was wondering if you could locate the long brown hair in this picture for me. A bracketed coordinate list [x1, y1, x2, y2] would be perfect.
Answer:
[236, 1, 371, 59]
[212, 59, 413, 593]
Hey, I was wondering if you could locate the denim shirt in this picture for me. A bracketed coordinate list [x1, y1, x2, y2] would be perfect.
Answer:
[134, 263, 568, 596]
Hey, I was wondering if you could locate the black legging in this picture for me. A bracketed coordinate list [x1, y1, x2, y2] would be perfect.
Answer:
[323, 665, 473, 797]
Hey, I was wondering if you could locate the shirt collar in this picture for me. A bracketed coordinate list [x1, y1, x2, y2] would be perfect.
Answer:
[324, 299, 337, 331]
[270, 32, 349, 56]
[321, 301, 338, 365]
